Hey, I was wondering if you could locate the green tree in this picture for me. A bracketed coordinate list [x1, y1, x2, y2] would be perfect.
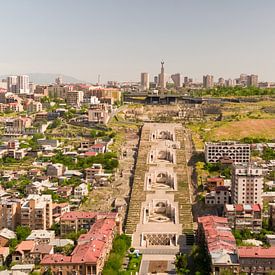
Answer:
[175, 253, 190, 275]
[16, 226, 31, 241]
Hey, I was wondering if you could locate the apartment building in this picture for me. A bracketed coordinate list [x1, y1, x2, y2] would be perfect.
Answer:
[85, 164, 103, 183]
[197, 216, 239, 274]
[86, 87, 121, 102]
[238, 247, 275, 273]
[60, 211, 118, 237]
[203, 75, 214, 88]
[48, 85, 72, 98]
[205, 142, 250, 164]
[4, 117, 32, 135]
[60, 211, 97, 237]
[74, 183, 88, 200]
[205, 186, 230, 205]
[46, 163, 65, 177]
[66, 90, 84, 107]
[41, 217, 117, 275]
[88, 104, 110, 124]
[26, 100, 43, 113]
[0, 199, 21, 231]
[231, 164, 263, 205]
[224, 204, 262, 232]
[21, 195, 53, 230]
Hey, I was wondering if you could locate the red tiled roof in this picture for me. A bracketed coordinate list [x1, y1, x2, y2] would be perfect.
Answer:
[84, 151, 97, 157]
[41, 216, 117, 266]
[198, 216, 236, 254]
[41, 254, 72, 264]
[207, 177, 224, 182]
[238, 247, 275, 259]
[61, 211, 97, 221]
[235, 204, 244, 212]
[16, 240, 35, 253]
[252, 204, 261, 212]
[91, 144, 105, 149]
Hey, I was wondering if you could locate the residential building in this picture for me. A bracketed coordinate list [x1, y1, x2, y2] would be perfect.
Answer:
[4, 117, 32, 135]
[205, 141, 250, 164]
[56, 186, 73, 198]
[85, 164, 104, 183]
[41, 217, 118, 275]
[66, 90, 84, 107]
[205, 186, 230, 205]
[87, 87, 121, 103]
[48, 84, 72, 98]
[74, 183, 89, 200]
[6, 76, 17, 93]
[88, 104, 110, 124]
[17, 75, 30, 94]
[21, 194, 53, 230]
[60, 211, 97, 236]
[141, 72, 150, 91]
[7, 139, 20, 150]
[30, 244, 54, 265]
[52, 202, 70, 221]
[26, 230, 55, 244]
[218, 77, 225, 86]
[171, 73, 183, 88]
[205, 177, 224, 191]
[12, 240, 36, 263]
[197, 216, 239, 274]
[224, 204, 262, 232]
[247, 74, 258, 87]
[203, 75, 214, 88]
[232, 164, 263, 205]
[238, 247, 275, 273]
[0, 199, 21, 231]
[26, 100, 43, 113]
[90, 143, 106, 154]
[0, 247, 9, 266]
[47, 163, 65, 177]
[0, 228, 16, 246]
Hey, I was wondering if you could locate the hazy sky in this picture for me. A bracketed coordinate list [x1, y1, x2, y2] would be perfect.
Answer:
[1, 0, 275, 83]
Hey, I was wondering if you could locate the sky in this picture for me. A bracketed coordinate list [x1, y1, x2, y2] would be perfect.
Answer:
[1, 0, 275, 83]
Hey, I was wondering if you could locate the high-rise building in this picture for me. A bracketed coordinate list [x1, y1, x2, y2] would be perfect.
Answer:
[158, 61, 166, 91]
[247, 74, 258, 87]
[232, 164, 263, 205]
[239, 74, 248, 86]
[171, 73, 183, 88]
[140, 72, 149, 91]
[17, 75, 30, 94]
[203, 75, 214, 88]
[7, 76, 17, 93]
[225, 78, 233, 87]
[218, 77, 225, 86]
[154, 76, 158, 84]
[21, 194, 53, 230]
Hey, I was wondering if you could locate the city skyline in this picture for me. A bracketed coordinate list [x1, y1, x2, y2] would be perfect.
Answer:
[1, 0, 275, 82]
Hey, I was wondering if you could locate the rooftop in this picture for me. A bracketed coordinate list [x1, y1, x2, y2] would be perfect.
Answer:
[238, 247, 275, 259]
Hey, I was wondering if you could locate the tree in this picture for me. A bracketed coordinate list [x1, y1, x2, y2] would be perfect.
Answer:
[175, 253, 190, 275]
[16, 226, 31, 241]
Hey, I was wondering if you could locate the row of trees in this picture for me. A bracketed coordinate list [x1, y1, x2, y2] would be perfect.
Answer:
[193, 86, 275, 97]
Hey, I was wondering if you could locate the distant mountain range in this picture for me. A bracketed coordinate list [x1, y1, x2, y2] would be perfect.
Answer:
[0, 73, 87, 84]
